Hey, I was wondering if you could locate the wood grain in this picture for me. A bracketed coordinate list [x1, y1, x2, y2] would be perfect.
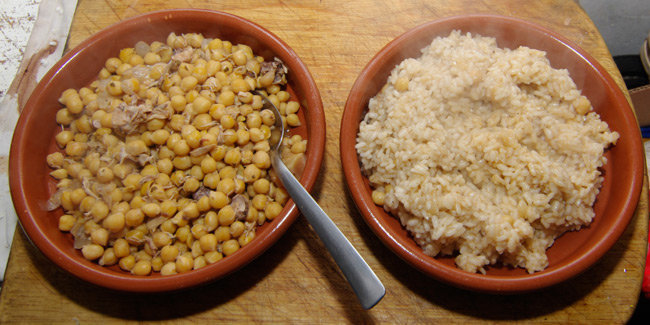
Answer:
[1, 0, 647, 323]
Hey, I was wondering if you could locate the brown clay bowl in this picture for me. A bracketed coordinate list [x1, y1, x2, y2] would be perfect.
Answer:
[340, 14, 644, 293]
[10, 9, 325, 292]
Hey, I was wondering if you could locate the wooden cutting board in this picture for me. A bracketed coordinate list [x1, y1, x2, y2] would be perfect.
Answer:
[1, 0, 647, 323]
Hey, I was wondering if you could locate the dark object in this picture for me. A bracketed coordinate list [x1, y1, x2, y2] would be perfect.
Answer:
[614, 55, 649, 90]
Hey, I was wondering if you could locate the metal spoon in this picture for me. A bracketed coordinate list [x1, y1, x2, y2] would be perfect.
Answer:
[258, 91, 385, 310]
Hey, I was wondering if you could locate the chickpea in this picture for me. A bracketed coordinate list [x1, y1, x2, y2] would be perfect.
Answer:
[291, 140, 307, 154]
[231, 79, 250, 93]
[160, 245, 179, 264]
[286, 114, 301, 127]
[82, 244, 105, 261]
[111, 238, 130, 258]
[91, 201, 109, 221]
[125, 139, 148, 156]
[176, 254, 193, 273]
[106, 80, 123, 96]
[371, 190, 385, 206]
[191, 224, 208, 240]
[65, 141, 88, 157]
[230, 221, 245, 238]
[575, 96, 591, 115]
[160, 200, 178, 218]
[252, 194, 268, 211]
[149, 256, 163, 272]
[204, 251, 223, 264]
[153, 231, 173, 248]
[50, 169, 68, 180]
[119, 255, 136, 271]
[265, 202, 283, 220]
[96, 167, 114, 183]
[181, 76, 199, 92]
[125, 208, 145, 227]
[214, 226, 231, 242]
[218, 205, 236, 226]
[252, 151, 271, 169]
[46, 152, 64, 169]
[183, 177, 200, 193]
[224, 148, 242, 165]
[54, 131, 70, 149]
[91, 228, 110, 246]
[132, 260, 152, 276]
[193, 96, 211, 114]
[238, 231, 255, 247]
[58, 214, 76, 232]
[103, 212, 125, 232]
[260, 109, 275, 126]
[99, 248, 118, 266]
[160, 262, 177, 276]
[395, 77, 409, 91]
[286, 101, 300, 114]
[217, 178, 236, 195]
[142, 203, 161, 217]
[221, 239, 240, 256]
[78, 197, 96, 215]
[151, 129, 170, 145]
[253, 178, 271, 194]
[173, 156, 193, 170]
[182, 202, 200, 219]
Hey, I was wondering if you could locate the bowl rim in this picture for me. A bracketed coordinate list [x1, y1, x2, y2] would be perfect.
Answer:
[9, 8, 326, 292]
[340, 13, 644, 293]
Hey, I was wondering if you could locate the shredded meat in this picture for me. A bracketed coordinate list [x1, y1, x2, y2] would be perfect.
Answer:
[144, 236, 158, 254]
[112, 102, 171, 136]
[165, 60, 181, 75]
[172, 48, 194, 62]
[260, 58, 288, 85]
[72, 222, 91, 249]
[112, 102, 151, 135]
[146, 216, 166, 233]
[136, 153, 156, 166]
[231, 194, 250, 221]
[190, 144, 216, 157]
[147, 103, 173, 121]
[81, 178, 101, 201]
[43, 188, 63, 211]
[125, 233, 145, 246]
[192, 186, 212, 201]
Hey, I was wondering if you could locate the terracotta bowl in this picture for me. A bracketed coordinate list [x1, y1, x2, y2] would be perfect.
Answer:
[10, 9, 325, 292]
[340, 14, 644, 293]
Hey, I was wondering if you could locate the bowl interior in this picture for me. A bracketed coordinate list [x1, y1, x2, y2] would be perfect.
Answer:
[341, 15, 643, 293]
[10, 9, 325, 292]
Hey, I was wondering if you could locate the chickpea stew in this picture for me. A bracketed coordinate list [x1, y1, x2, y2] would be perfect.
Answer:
[45, 32, 307, 276]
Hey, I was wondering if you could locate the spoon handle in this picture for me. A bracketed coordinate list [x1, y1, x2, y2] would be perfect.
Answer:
[272, 154, 385, 309]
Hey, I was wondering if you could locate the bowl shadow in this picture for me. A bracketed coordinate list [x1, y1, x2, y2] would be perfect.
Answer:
[22, 225, 298, 321]
[292, 159, 379, 322]
[21, 155, 380, 321]
[343, 187, 635, 321]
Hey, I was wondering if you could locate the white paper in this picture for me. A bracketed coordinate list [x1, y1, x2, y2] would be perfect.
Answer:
[0, 0, 78, 282]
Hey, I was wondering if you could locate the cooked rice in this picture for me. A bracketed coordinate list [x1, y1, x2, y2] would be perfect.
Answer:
[355, 30, 619, 273]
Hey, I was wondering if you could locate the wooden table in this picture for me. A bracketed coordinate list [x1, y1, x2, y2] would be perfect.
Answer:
[1, 0, 648, 323]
